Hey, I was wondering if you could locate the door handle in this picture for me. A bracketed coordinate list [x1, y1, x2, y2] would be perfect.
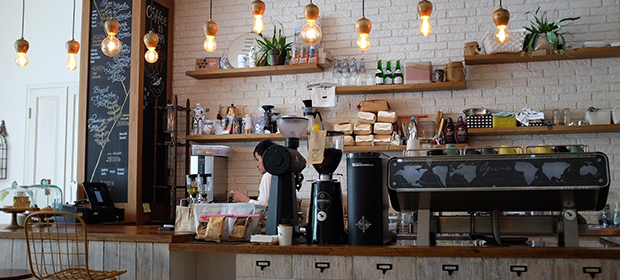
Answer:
[583, 267, 601, 279]
[315, 262, 330, 273]
[510, 265, 527, 277]
[376, 263, 393, 275]
[442, 264, 459, 276]
[256, 260, 270, 271]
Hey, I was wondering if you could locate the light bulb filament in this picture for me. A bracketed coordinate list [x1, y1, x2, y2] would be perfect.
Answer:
[420, 16, 431, 36]
[204, 36, 217, 52]
[253, 15, 264, 34]
[16, 53, 28, 67]
[495, 25, 510, 43]
[66, 53, 78, 70]
[356, 34, 371, 51]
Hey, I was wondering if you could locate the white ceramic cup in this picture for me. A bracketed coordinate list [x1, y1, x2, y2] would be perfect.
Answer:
[277, 224, 293, 246]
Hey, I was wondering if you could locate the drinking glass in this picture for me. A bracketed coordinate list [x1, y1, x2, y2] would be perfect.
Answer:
[553, 109, 564, 125]
[563, 108, 572, 126]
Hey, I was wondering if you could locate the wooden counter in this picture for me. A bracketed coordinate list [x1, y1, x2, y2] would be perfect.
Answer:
[0, 224, 195, 243]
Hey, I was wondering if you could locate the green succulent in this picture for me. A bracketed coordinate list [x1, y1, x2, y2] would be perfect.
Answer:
[523, 7, 580, 54]
[255, 25, 292, 66]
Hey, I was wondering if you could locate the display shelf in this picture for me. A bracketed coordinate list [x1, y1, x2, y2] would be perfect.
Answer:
[468, 124, 620, 136]
[464, 46, 620, 65]
[344, 143, 468, 153]
[185, 63, 324, 79]
[335, 81, 467, 95]
[186, 133, 306, 143]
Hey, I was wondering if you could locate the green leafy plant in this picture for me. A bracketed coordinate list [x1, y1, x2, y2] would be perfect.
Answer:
[523, 7, 580, 54]
[255, 25, 292, 66]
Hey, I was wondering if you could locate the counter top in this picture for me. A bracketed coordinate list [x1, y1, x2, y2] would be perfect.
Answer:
[0, 224, 195, 243]
[169, 239, 620, 259]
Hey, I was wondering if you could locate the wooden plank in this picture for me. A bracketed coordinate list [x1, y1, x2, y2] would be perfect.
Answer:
[186, 133, 306, 144]
[186, 63, 324, 79]
[335, 81, 467, 95]
[11, 239, 28, 270]
[152, 243, 170, 280]
[103, 241, 120, 271]
[464, 46, 620, 65]
[0, 239, 13, 269]
[119, 242, 137, 280]
[88, 241, 104, 270]
[169, 251, 196, 280]
[468, 124, 620, 136]
[136, 242, 153, 280]
[344, 143, 468, 153]
[0, 225, 195, 243]
[76, 0, 92, 201]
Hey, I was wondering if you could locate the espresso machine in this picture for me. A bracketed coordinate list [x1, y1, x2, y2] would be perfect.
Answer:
[307, 131, 347, 244]
[264, 115, 308, 235]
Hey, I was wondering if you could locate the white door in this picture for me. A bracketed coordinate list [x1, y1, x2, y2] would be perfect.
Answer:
[24, 83, 79, 204]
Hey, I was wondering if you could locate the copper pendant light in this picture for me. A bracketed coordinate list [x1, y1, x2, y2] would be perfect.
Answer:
[101, 18, 122, 57]
[144, 0, 159, 63]
[493, 0, 510, 44]
[204, 0, 218, 52]
[355, 0, 371, 51]
[66, 0, 80, 70]
[300, 0, 322, 46]
[417, 0, 433, 37]
[251, 0, 266, 34]
[15, 0, 29, 67]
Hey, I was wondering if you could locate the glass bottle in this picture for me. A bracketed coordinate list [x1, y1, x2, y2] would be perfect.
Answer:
[332, 59, 342, 85]
[443, 117, 456, 144]
[394, 60, 404, 84]
[349, 58, 359, 86]
[359, 58, 367, 85]
[375, 59, 384, 85]
[341, 58, 350, 86]
[384, 60, 393, 85]
[455, 116, 468, 143]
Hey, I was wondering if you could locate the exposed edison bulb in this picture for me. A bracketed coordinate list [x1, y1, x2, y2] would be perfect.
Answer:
[253, 15, 264, 34]
[204, 36, 217, 52]
[101, 35, 122, 57]
[419, 16, 431, 36]
[495, 26, 510, 44]
[145, 49, 159, 63]
[300, 21, 322, 46]
[15, 53, 28, 67]
[356, 34, 371, 51]
[66, 53, 78, 70]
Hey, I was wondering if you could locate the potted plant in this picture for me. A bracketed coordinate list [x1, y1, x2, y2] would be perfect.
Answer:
[255, 25, 292, 66]
[523, 7, 580, 54]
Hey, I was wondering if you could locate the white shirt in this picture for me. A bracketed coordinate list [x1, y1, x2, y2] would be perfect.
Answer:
[248, 173, 271, 206]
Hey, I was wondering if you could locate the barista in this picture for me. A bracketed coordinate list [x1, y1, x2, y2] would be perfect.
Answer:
[229, 140, 275, 206]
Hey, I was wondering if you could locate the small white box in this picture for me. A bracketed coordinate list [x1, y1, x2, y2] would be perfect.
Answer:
[585, 110, 611, 125]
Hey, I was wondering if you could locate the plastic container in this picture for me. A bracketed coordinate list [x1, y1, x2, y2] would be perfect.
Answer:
[191, 145, 231, 157]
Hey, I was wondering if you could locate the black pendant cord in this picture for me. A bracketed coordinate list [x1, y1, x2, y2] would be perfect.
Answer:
[149, 0, 154, 31]
[499, 0, 503, 8]
[362, 0, 365, 17]
[71, 0, 76, 39]
[21, 0, 25, 38]
[209, 0, 213, 20]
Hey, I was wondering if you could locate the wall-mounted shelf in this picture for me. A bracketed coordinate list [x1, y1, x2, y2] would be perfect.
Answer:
[468, 124, 620, 136]
[185, 63, 324, 79]
[335, 81, 467, 95]
[464, 46, 620, 65]
[186, 133, 298, 143]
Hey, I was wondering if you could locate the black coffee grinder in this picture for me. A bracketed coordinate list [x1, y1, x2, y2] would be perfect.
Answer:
[264, 115, 308, 235]
[307, 131, 347, 244]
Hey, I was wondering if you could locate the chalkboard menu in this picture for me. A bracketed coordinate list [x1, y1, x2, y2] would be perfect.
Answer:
[85, 0, 133, 203]
[142, 1, 169, 201]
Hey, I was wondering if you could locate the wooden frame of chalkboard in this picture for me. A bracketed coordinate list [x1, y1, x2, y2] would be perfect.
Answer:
[77, 0, 174, 224]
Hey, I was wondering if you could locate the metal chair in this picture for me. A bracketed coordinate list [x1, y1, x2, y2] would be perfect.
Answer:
[24, 211, 126, 280]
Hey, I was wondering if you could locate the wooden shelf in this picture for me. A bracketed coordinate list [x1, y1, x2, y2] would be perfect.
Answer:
[186, 133, 307, 143]
[335, 81, 467, 94]
[468, 124, 620, 136]
[464, 46, 620, 65]
[344, 143, 468, 153]
[185, 63, 324, 79]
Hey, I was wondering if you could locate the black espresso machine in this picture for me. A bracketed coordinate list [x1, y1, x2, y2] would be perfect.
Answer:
[387, 148, 610, 247]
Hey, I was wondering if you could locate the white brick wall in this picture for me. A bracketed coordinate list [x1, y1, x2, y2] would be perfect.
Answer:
[173, 0, 620, 215]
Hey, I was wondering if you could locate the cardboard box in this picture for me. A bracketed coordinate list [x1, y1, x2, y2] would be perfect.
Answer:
[404, 62, 432, 84]
[196, 57, 220, 70]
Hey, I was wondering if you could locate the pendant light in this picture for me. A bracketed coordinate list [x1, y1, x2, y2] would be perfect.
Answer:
[417, 0, 432, 37]
[101, 18, 122, 57]
[251, 0, 265, 34]
[300, 0, 322, 46]
[493, 0, 510, 44]
[203, 0, 218, 52]
[14, 0, 29, 67]
[355, 0, 371, 51]
[66, 0, 80, 70]
[144, 0, 159, 63]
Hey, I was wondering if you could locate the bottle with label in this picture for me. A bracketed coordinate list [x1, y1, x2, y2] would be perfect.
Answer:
[443, 117, 456, 143]
[248, 47, 257, 67]
[375, 59, 384, 85]
[394, 60, 403, 84]
[359, 58, 367, 85]
[406, 117, 421, 156]
[384, 60, 393, 85]
[332, 59, 342, 85]
[341, 58, 350, 86]
[455, 116, 468, 143]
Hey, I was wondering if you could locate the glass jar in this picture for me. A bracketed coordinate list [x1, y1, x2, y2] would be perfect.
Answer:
[27, 179, 63, 210]
[0, 181, 34, 208]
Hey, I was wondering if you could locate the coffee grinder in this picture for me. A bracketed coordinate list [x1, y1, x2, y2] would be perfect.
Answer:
[307, 131, 347, 244]
[302, 100, 324, 131]
[263, 115, 308, 235]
